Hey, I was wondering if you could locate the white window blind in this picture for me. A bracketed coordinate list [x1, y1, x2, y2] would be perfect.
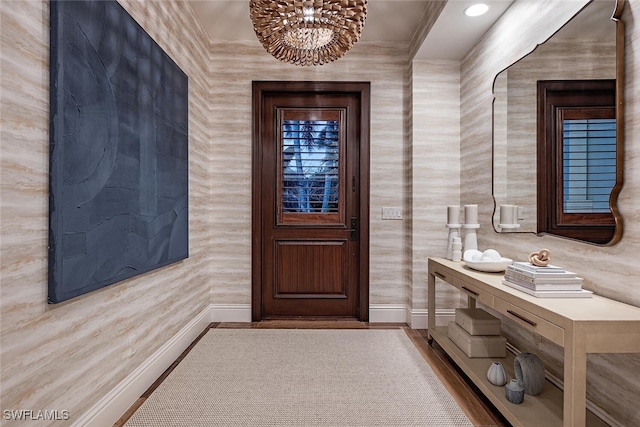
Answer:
[562, 118, 616, 213]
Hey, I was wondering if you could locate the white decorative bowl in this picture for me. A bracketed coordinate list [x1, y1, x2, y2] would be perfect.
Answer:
[464, 257, 513, 272]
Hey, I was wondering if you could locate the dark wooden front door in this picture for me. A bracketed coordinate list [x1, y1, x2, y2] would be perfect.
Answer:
[252, 82, 370, 320]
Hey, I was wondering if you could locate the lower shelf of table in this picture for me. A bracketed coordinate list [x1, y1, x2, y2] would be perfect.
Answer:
[429, 326, 607, 427]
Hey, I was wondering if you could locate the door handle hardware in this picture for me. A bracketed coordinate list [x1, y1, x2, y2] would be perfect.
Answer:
[350, 217, 358, 241]
[434, 272, 446, 280]
[461, 286, 479, 297]
[507, 310, 537, 327]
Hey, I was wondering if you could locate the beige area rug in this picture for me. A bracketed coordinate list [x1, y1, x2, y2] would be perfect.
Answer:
[125, 329, 472, 426]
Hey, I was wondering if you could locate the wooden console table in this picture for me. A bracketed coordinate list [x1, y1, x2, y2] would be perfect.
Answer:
[427, 257, 640, 427]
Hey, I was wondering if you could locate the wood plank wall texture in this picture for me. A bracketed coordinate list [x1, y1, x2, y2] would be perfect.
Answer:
[1, 0, 639, 425]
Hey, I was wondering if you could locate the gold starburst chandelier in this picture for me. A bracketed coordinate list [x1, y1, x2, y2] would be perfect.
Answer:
[249, 0, 368, 66]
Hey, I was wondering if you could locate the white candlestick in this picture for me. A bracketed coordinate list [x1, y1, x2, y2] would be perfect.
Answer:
[446, 228, 460, 260]
[464, 204, 478, 225]
[447, 205, 460, 225]
[451, 237, 462, 262]
[464, 228, 478, 252]
[500, 204, 515, 225]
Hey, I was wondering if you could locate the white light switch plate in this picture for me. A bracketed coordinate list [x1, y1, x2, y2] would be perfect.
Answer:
[382, 207, 403, 220]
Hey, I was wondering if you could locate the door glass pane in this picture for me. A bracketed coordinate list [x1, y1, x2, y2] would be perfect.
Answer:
[562, 118, 616, 213]
[282, 120, 339, 213]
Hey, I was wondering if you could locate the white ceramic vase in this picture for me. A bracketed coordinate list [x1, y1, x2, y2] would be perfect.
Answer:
[486, 361, 508, 386]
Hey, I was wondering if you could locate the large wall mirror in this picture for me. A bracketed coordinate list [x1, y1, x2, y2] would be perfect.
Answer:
[492, 0, 624, 245]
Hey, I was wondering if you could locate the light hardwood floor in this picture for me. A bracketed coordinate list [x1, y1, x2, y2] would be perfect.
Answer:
[115, 321, 508, 427]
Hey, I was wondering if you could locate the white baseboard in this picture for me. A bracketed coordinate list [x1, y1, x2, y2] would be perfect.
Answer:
[210, 303, 252, 323]
[406, 308, 455, 329]
[208, 304, 416, 324]
[72, 305, 212, 427]
[369, 304, 406, 323]
[207, 304, 454, 327]
[407, 307, 427, 329]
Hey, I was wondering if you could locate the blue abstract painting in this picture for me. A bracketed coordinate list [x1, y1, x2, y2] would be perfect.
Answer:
[48, 0, 189, 303]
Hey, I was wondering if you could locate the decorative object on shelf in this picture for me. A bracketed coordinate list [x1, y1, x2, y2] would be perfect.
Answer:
[455, 307, 502, 335]
[502, 262, 593, 298]
[502, 280, 593, 298]
[446, 205, 462, 261]
[505, 379, 525, 404]
[447, 322, 506, 358]
[514, 352, 545, 396]
[463, 249, 513, 272]
[487, 361, 508, 386]
[528, 248, 551, 267]
[463, 204, 479, 251]
[498, 204, 521, 229]
[249, 0, 367, 66]
[456, 308, 502, 336]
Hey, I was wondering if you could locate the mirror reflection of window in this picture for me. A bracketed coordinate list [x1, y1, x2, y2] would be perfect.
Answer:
[537, 79, 616, 244]
[562, 117, 616, 214]
[491, 0, 623, 244]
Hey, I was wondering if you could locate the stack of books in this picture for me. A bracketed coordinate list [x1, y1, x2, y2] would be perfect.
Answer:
[502, 262, 593, 298]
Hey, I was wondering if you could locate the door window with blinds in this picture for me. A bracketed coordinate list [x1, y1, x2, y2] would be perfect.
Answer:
[537, 79, 616, 244]
[277, 109, 345, 224]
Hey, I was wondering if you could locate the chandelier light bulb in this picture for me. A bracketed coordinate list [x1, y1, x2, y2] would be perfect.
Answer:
[303, 6, 314, 23]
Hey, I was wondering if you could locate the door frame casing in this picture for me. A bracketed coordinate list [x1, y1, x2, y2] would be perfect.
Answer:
[251, 81, 370, 321]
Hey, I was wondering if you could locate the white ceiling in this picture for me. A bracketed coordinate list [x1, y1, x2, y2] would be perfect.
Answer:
[190, 0, 515, 60]
[417, 0, 514, 59]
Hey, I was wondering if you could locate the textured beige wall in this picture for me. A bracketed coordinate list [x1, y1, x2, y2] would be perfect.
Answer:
[461, 0, 640, 425]
[209, 41, 409, 307]
[0, 0, 211, 423]
[410, 60, 461, 313]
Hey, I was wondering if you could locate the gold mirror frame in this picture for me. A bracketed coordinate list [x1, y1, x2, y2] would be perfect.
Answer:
[491, 0, 624, 245]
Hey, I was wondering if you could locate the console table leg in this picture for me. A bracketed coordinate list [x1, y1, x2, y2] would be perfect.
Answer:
[428, 272, 436, 343]
[467, 296, 476, 309]
[564, 332, 587, 426]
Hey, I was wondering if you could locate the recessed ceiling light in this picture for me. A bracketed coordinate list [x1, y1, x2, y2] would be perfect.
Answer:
[464, 3, 489, 17]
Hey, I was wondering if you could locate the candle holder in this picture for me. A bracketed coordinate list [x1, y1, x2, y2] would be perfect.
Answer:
[446, 223, 462, 260]
[498, 204, 520, 230]
[463, 204, 479, 251]
[451, 237, 462, 262]
[445, 206, 462, 260]
[463, 223, 479, 252]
